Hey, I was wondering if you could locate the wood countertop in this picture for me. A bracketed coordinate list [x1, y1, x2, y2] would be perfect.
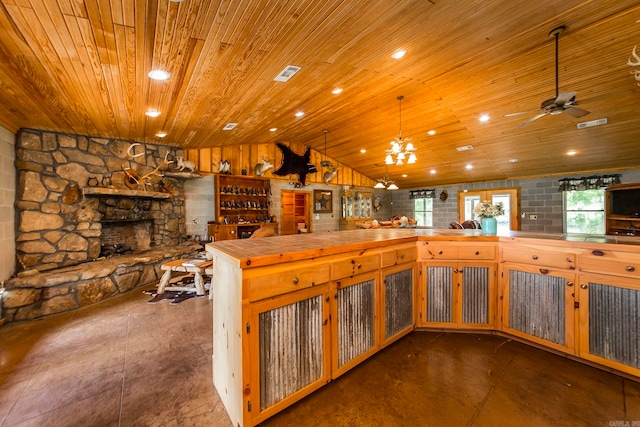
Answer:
[205, 228, 640, 269]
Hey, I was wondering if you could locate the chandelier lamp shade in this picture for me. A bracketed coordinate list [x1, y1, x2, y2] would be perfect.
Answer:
[385, 95, 417, 166]
[374, 174, 399, 190]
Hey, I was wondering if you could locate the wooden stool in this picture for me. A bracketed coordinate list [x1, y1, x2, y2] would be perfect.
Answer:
[157, 259, 213, 297]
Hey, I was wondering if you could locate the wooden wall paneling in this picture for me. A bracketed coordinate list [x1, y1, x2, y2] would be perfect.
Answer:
[199, 147, 212, 172]
[210, 147, 222, 173]
[185, 149, 199, 170]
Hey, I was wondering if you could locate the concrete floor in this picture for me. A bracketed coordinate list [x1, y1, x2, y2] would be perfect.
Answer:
[1, 285, 639, 426]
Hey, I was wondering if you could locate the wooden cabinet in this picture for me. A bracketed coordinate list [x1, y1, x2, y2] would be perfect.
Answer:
[419, 242, 496, 329]
[500, 242, 576, 353]
[281, 191, 310, 235]
[214, 174, 274, 241]
[576, 248, 640, 377]
[212, 241, 416, 427]
[606, 183, 640, 236]
[339, 190, 372, 230]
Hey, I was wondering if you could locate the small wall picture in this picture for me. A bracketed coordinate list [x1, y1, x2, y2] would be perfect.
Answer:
[314, 190, 332, 213]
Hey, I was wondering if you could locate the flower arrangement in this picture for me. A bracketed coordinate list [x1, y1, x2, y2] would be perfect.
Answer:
[473, 200, 505, 219]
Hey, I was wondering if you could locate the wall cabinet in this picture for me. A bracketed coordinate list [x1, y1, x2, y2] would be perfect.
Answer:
[339, 190, 372, 230]
[419, 242, 496, 329]
[214, 174, 274, 240]
[606, 183, 640, 236]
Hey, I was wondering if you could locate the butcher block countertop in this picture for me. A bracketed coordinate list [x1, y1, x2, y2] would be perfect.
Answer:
[205, 228, 640, 269]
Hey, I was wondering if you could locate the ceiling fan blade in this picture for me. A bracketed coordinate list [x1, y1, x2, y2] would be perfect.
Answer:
[505, 109, 540, 117]
[554, 91, 576, 105]
[563, 107, 590, 118]
[518, 112, 548, 127]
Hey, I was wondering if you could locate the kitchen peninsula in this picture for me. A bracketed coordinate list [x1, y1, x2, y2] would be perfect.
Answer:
[206, 229, 640, 427]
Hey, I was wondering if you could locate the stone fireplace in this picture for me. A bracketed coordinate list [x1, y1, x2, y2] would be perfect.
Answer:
[5, 129, 201, 322]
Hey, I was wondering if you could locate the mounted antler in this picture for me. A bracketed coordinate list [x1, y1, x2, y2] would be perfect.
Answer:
[121, 143, 173, 190]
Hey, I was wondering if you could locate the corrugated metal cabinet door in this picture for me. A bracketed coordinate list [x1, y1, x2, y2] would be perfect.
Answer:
[502, 263, 576, 354]
[577, 274, 640, 378]
[247, 285, 331, 425]
[381, 263, 416, 347]
[332, 271, 380, 379]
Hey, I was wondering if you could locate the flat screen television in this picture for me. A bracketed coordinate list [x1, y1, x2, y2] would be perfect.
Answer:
[609, 189, 640, 216]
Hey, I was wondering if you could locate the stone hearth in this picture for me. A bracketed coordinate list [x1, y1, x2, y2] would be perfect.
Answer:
[5, 129, 196, 323]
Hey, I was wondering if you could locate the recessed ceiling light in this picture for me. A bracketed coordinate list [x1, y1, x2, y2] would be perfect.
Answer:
[427, 130, 436, 136]
[479, 114, 490, 122]
[148, 69, 170, 81]
[430, 169, 436, 174]
[392, 49, 406, 59]
[145, 110, 161, 117]
[466, 164, 473, 170]
[332, 88, 343, 95]
[509, 158, 518, 163]
[269, 127, 277, 132]
[360, 149, 366, 153]
[567, 150, 577, 156]
[223, 123, 237, 130]
[295, 111, 304, 117]
[155, 132, 167, 138]
[402, 174, 407, 178]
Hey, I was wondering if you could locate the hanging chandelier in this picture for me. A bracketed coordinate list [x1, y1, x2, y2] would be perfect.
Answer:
[373, 168, 399, 191]
[385, 95, 417, 166]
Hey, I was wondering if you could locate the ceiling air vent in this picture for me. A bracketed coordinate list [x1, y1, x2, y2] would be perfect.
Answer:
[456, 145, 474, 151]
[223, 123, 237, 131]
[577, 118, 607, 129]
[274, 65, 302, 82]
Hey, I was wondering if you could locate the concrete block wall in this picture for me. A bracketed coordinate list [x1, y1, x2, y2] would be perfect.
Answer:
[184, 175, 216, 239]
[0, 126, 16, 283]
[391, 171, 640, 233]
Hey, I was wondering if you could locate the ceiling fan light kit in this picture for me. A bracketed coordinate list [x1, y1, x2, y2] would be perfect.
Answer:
[507, 25, 591, 127]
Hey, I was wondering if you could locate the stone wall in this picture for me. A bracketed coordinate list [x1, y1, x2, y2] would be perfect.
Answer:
[0, 126, 16, 283]
[14, 129, 187, 272]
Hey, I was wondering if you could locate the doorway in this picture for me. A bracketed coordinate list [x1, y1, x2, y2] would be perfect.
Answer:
[458, 188, 520, 232]
[281, 190, 312, 235]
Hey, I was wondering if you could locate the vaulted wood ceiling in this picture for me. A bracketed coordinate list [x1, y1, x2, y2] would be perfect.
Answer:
[1, 0, 640, 188]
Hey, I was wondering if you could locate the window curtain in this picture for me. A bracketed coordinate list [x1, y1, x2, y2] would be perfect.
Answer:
[557, 174, 621, 192]
[409, 189, 435, 199]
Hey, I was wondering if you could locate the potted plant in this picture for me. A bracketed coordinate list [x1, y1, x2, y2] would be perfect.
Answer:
[473, 201, 505, 235]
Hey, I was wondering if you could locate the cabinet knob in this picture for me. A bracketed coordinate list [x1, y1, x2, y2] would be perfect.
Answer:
[357, 263, 362, 269]
[580, 284, 588, 289]
[626, 266, 635, 272]
[399, 254, 405, 259]
[591, 250, 604, 256]
[567, 281, 574, 287]
[475, 251, 480, 255]
[325, 296, 330, 302]
[438, 250, 443, 255]
[539, 268, 549, 275]
[293, 277, 299, 285]
[532, 255, 538, 260]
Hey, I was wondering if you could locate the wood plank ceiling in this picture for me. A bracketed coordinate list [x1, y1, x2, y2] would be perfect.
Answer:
[1, 0, 640, 188]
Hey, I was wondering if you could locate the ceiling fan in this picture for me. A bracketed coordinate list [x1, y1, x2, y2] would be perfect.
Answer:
[506, 25, 590, 127]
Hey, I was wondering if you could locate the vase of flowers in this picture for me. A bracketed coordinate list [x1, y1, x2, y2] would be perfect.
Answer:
[473, 201, 505, 235]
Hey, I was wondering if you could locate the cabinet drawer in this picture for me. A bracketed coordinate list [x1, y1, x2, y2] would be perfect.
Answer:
[247, 263, 331, 301]
[332, 253, 380, 280]
[381, 244, 417, 268]
[420, 243, 458, 260]
[502, 247, 575, 270]
[458, 244, 495, 260]
[579, 249, 640, 279]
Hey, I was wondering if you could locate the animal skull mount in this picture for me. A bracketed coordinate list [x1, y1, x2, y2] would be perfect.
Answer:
[254, 156, 274, 177]
[323, 164, 340, 184]
[121, 143, 173, 190]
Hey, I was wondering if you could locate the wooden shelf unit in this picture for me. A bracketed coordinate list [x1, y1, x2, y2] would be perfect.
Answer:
[339, 190, 372, 230]
[606, 183, 640, 236]
[212, 174, 276, 241]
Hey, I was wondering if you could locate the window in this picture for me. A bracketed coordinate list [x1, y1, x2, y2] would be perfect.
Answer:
[564, 189, 605, 234]
[414, 197, 433, 226]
